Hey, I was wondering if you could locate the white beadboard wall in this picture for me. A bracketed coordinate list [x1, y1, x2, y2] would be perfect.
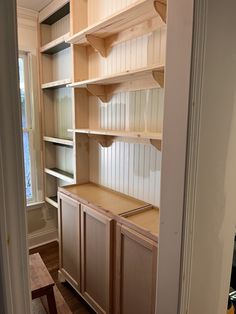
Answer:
[88, 0, 137, 25]
[86, 0, 166, 207]
[88, 27, 166, 78]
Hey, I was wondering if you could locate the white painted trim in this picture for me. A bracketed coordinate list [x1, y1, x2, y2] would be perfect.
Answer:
[0, 0, 31, 313]
[28, 228, 58, 249]
[156, 0, 194, 313]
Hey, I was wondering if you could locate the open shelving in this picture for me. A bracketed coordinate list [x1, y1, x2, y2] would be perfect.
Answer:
[67, 0, 167, 57]
[68, 65, 164, 102]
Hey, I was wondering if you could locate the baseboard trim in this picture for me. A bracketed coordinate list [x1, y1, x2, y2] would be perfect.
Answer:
[28, 227, 58, 249]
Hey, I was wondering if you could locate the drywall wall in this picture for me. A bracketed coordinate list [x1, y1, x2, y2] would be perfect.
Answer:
[17, 7, 58, 247]
[181, 0, 236, 313]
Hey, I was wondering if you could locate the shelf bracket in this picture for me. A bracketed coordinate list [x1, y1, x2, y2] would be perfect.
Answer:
[150, 139, 162, 151]
[90, 135, 115, 147]
[154, 0, 167, 23]
[86, 35, 107, 57]
[152, 70, 164, 88]
[86, 84, 108, 102]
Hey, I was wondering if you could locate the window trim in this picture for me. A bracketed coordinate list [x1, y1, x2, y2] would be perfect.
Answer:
[19, 51, 42, 205]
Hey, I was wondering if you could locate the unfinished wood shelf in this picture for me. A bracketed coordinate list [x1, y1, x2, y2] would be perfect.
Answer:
[44, 136, 73, 147]
[69, 128, 162, 150]
[45, 196, 58, 208]
[40, 33, 70, 54]
[42, 78, 71, 90]
[68, 65, 164, 102]
[67, 0, 166, 57]
[45, 167, 74, 183]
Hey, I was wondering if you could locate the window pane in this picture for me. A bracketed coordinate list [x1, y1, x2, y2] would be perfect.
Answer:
[18, 57, 27, 129]
[23, 131, 33, 200]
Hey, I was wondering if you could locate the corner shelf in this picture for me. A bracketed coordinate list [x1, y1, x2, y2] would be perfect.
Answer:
[67, 0, 166, 57]
[40, 33, 70, 54]
[42, 78, 71, 90]
[68, 65, 164, 102]
[45, 196, 58, 208]
[45, 167, 74, 183]
[68, 128, 162, 150]
[44, 136, 74, 147]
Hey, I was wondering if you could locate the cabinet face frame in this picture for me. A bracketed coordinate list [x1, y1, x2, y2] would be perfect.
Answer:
[81, 204, 113, 314]
[58, 192, 81, 290]
[115, 223, 157, 314]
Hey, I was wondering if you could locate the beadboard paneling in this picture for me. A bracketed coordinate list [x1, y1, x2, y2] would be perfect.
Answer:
[88, 27, 166, 78]
[89, 141, 161, 206]
[88, 0, 137, 25]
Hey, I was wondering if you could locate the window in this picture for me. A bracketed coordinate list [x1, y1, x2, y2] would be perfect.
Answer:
[18, 52, 41, 204]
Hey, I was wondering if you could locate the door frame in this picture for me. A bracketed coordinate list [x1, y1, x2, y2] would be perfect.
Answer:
[0, 0, 31, 313]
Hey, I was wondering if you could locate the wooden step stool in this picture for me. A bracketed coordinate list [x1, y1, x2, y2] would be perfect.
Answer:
[29, 253, 57, 314]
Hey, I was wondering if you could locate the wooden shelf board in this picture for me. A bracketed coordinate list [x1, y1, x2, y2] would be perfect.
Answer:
[69, 65, 164, 101]
[69, 128, 162, 150]
[40, 2, 70, 25]
[59, 182, 149, 216]
[44, 136, 73, 147]
[67, 0, 166, 49]
[69, 128, 162, 141]
[45, 167, 74, 183]
[40, 33, 70, 54]
[45, 196, 58, 208]
[69, 65, 164, 88]
[42, 78, 71, 90]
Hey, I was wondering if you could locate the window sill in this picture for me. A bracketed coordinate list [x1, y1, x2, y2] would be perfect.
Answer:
[26, 201, 45, 211]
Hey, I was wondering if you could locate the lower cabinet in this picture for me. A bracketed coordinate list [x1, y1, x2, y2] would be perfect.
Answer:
[58, 193, 81, 291]
[115, 223, 157, 314]
[58, 192, 157, 314]
[81, 205, 113, 314]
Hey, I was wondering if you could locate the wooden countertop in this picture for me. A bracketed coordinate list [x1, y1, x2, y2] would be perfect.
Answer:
[124, 207, 159, 238]
[59, 182, 149, 216]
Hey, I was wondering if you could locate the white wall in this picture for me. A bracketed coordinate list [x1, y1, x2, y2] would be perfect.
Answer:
[17, 7, 58, 248]
[181, 0, 236, 313]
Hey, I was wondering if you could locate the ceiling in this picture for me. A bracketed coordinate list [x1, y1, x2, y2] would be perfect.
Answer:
[17, 0, 53, 11]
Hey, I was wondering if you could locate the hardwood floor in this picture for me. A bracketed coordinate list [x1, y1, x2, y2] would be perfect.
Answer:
[29, 241, 95, 314]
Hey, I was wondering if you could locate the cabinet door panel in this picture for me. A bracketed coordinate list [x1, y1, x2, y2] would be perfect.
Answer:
[115, 224, 157, 314]
[81, 205, 113, 314]
[58, 193, 81, 290]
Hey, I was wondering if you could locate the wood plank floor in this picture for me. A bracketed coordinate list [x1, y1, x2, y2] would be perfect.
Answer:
[30, 241, 95, 314]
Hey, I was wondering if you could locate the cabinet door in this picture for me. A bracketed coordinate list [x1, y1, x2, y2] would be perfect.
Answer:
[81, 204, 113, 314]
[58, 193, 81, 291]
[115, 224, 157, 314]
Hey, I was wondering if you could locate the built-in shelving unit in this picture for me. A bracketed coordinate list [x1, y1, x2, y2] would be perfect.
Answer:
[38, 0, 167, 312]
[39, 0, 76, 209]
[67, 0, 167, 57]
